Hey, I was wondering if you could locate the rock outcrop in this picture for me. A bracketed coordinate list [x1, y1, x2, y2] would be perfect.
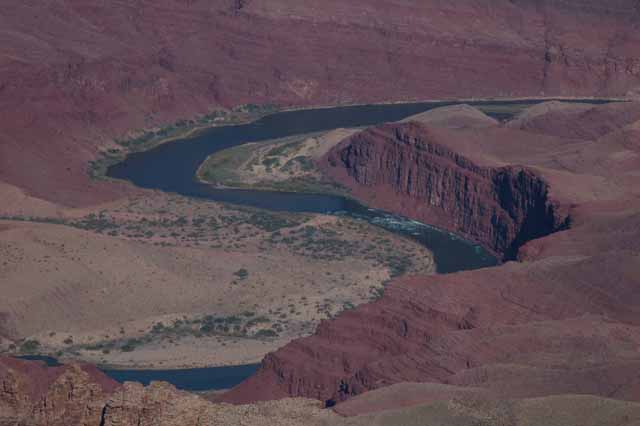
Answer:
[325, 122, 568, 258]
[0, 357, 119, 425]
[2, 0, 640, 206]
[0, 357, 335, 426]
[221, 101, 640, 407]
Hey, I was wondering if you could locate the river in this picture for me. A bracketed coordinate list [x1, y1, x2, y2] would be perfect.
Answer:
[97, 98, 609, 390]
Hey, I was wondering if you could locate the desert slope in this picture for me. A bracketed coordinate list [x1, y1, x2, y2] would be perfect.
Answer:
[221, 101, 640, 407]
[2, 0, 640, 206]
[0, 193, 434, 369]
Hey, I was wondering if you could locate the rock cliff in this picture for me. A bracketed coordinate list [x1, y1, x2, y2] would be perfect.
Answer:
[221, 101, 640, 407]
[0, 357, 334, 426]
[2, 0, 640, 205]
[0, 357, 119, 425]
[325, 122, 569, 258]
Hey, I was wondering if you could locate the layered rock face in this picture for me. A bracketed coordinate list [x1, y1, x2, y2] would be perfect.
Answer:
[221, 102, 640, 407]
[2, 0, 640, 206]
[326, 122, 568, 258]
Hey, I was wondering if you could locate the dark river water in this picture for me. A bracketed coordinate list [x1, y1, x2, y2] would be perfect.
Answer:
[101, 363, 260, 391]
[35, 98, 601, 391]
[108, 99, 608, 272]
[14, 355, 259, 391]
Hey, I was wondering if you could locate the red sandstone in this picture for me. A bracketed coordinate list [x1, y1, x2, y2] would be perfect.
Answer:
[2, 1, 640, 206]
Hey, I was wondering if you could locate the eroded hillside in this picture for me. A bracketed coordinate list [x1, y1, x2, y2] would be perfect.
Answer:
[2, 0, 640, 206]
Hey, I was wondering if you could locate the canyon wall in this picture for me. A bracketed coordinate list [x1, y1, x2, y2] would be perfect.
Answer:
[325, 122, 570, 258]
[220, 102, 640, 406]
[0, 357, 210, 425]
[2, 0, 640, 206]
[223, 252, 640, 405]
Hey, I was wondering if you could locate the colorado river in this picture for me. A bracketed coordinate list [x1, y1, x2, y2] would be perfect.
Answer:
[103, 98, 609, 390]
[15, 356, 258, 392]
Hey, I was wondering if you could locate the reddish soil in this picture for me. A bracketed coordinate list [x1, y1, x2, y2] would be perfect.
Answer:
[220, 101, 640, 411]
[2, 1, 640, 206]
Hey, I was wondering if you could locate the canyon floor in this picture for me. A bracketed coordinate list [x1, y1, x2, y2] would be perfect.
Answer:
[0, 191, 434, 369]
[2, 100, 640, 425]
[197, 128, 359, 195]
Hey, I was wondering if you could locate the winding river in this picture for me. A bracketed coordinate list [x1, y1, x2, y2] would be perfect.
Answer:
[99, 98, 608, 390]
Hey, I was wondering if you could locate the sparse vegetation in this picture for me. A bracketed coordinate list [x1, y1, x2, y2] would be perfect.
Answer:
[254, 329, 278, 339]
[19, 339, 41, 353]
[60, 311, 286, 356]
[0, 190, 433, 367]
[198, 144, 255, 186]
[89, 104, 280, 181]
[234, 268, 250, 280]
[197, 130, 354, 196]
[120, 338, 143, 352]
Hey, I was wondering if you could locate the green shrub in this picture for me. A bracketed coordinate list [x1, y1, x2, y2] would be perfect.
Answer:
[120, 338, 142, 352]
[20, 339, 41, 353]
[234, 268, 249, 280]
[151, 322, 165, 334]
[254, 329, 278, 339]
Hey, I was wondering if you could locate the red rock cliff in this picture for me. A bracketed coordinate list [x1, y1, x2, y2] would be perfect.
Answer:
[325, 123, 569, 259]
[0, 357, 119, 425]
[2, 0, 640, 205]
